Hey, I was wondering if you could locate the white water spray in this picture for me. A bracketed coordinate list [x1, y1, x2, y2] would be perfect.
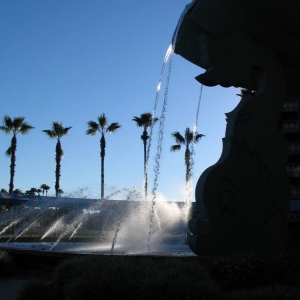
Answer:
[184, 85, 204, 220]
[0, 220, 19, 236]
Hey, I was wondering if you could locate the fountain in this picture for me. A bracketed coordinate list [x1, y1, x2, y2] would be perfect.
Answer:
[0, 191, 194, 256]
[174, 0, 300, 255]
[3, 0, 293, 259]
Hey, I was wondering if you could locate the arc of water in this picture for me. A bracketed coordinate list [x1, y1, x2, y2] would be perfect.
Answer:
[144, 44, 173, 202]
[41, 216, 64, 240]
[14, 216, 42, 240]
[147, 49, 175, 252]
[110, 188, 138, 252]
[50, 189, 127, 250]
[50, 211, 84, 250]
[69, 221, 82, 240]
[7, 208, 48, 243]
[0, 220, 20, 237]
[184, 85, 204, 219]
[146, 0, 197, 250]
[110, 202, 122, 253]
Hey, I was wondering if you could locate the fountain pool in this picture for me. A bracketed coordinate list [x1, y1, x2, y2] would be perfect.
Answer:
[0, 193, 196, 257]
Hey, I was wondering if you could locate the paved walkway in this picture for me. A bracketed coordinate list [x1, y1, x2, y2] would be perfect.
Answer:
[0, 277, 28, 300]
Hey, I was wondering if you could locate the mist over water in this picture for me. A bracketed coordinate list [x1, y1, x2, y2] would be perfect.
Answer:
[0, 187, 189, 255]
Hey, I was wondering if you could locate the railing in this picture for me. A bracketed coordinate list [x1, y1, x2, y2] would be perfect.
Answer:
[283, 101, 299, 111]
[282, 120, 300, 131]
[286, 164, 300, 177]
[288, 141, 300, 153]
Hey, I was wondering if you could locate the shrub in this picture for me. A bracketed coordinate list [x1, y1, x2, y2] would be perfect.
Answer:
[0, 250, 16, 278]
[207, 253, 290, 291]
[53, 256, 222, 300]
[16, 278, 54, 300]
[224, 285, 300, 300]
[282, 252, 300, 286]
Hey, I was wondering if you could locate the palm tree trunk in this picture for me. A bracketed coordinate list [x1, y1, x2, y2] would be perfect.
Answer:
[143, 139, 147, 199]
[141, 130, 149, 200]
[55, 140, 62, 197]
[9, 135, 17, 194]
[100, 134, 106, 199]
[185, 148, 191, 203]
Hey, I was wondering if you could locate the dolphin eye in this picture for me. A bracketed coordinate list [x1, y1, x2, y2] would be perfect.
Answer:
[219, 190, 236, 217]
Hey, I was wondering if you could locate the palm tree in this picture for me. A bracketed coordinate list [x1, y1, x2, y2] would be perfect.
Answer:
[40, 184, 50, 196]
[58, 188, 64, 196]
[132, 112, 158, 199]
[170, 127, 205, 196]
[25, 187, 38, 196]
[43, 122, 72, 197]
[0, 116, 34, 193]
[86, 113, 121, 199]
[13, 189, 23, 194]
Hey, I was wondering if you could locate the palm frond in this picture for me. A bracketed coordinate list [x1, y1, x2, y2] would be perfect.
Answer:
[133, 112, 157, 129]
[61, 126, 72, 136]
[194, 133, 205, 142]
[86, 128, 97, 135]
[0, 125, 10, 134]
[86, 121, 98, 135]
[42, 129, 56, 139]
[44, 122, 71, 139]
[171, 131, 185, 144]
[184, 127, 194, 144]
[5, 146, 12, 157]
[107, 122, 121, 133]
[170, 144, 181, 152]
[132, 116, 143, 127]
[87, 120, 99, 130]
[53, 121, 63, 135]
[19, 123, 34, 134]
[98, 114, 107, 129]
[3, 115, 13, 128]
[13, 117, 26, 132]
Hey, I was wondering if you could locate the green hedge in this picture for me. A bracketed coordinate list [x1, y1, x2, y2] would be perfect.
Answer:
[0, 250, 16, 278]
[17, 252, 300, 299]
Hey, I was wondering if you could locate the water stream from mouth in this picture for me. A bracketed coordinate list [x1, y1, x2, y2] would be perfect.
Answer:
[184, 84, 204, 219]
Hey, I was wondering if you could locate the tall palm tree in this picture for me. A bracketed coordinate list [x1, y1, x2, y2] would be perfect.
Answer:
[43, 122, 72, 197]
[40, 184, 50, 196]
[132, 112, 158, 199]
[0, 116, 34, 193]
[170, 127, 205, 192]
[86, 113, 121, 199]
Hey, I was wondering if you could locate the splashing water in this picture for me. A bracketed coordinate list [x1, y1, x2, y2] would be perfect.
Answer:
[50, 209, 87, 250]
[0, 187, 189, 255]
[110, 203, 121, 253]
[6, 208, 47, 243]
[69, 221, 83, 240]
[0, 220, 20, 236]
[41, 217, 64, 240]
[14, 217, 41, 241]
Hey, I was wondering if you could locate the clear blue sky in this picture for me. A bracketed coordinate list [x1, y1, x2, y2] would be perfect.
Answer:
[0, 0, 240, 200]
